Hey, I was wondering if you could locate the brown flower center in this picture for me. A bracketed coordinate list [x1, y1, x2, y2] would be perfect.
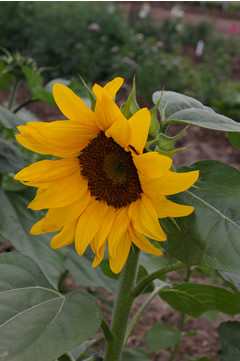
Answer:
[79, 131, 142, 208]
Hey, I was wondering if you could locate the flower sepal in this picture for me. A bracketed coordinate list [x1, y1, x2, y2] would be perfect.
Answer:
[155, 125, 189, 152]
[121, 77, 140, 119]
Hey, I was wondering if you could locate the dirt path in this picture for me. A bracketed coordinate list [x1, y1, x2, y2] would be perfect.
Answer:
[121, 2, 240, 36]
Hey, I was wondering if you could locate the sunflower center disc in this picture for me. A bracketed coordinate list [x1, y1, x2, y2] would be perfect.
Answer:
[79, 131, 142, 208]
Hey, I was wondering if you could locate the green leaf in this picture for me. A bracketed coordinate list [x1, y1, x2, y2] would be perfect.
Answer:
[141, 254, 169, 281]
[100, 260, 119, 280]
[0, 253, 102, 361]
[159, 283, 240, 317]
[32, 88, 55, 105]
[22, 66, 42, 89]
[0, 189, 66, 288]
[147, 323, 181, 350]
[162, 160, 240, 274]
[228, 132, 240, 150]
[153, 91, 240, 132]
[16, 107, 40, 122]
[69, 339, 99, 360]
[66, 248, 117, 294]
[122, 348, 150, 361]
[0, 63, 12, 91]
[0, 106, 26, 129]
[201, 310, 218, 322]
[0, 138, 25, 173]
[218, 321, 240, 361]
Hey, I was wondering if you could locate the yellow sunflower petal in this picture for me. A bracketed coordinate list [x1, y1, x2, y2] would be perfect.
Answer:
[28, 172, 88, 210]
[14, 158, 80, 188]
[129, 108, 150, 154]
[31, 191, 91, 234]
[53, 83, 96, 126]
[128, 226, 163, 255]
[30, 217, 46, 235]
[129, 194, 167, 242]
[159, 170, 199, 195]
[16, 121, 94, 157]
[105, 116, 132, 149]
[37, 121, 98, 145]
[108, 207, 130, 260]
[91, 206, 116, 259]
[152, 196, 194, 218]
[50, 219, 78, 249]
[109, 233, 131, 274]
[92, 240, 107, 268]
[133, 152, 172, 178]
[75, 201, 108, 256]
[95, 93, 124, 131]
[92, 77, 124, 99]
[16, 132, 60, 157]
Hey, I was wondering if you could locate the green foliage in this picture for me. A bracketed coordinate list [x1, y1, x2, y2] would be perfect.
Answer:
[66, 247, 117, 294]
[159, 283, 240, 317]
[122, 348, 151, 361]
[0, 2, 234, 112]
[0, 189, 66, 288]
[0, 253, 102, 361]
[218, 322, 240, 361]
[147, 323, 181, 350]
[153, 90, 240, 131]
[0, 138, 25, 173]
[228, 133, 240, 150]
[0, 2, 131, 81]
[162, 161, 240, 274]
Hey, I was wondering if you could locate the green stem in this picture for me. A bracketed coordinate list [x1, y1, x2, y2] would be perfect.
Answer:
[104, 246, 140, 361]
[101, 319, 114, 343]
[13, 99, 37, 113]
[8, 79, 20, 110]
[131, 263, 189, 299]
[124, 283, 166, 344]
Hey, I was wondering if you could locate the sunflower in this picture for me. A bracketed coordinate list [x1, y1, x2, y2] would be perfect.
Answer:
[14, 77, 199, 273]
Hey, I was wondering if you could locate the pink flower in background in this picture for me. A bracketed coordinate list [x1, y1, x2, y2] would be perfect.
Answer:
[228, 23, 238, 35]
[88, 23, 100, 32]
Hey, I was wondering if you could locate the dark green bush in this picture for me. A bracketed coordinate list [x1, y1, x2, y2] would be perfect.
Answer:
[0, 2, 235, 110]
[0, 2, 132, 81]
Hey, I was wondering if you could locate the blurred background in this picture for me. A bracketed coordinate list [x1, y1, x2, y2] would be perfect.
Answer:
[1, 1, 240, 166]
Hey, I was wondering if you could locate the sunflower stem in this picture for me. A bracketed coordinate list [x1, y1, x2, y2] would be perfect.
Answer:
[104, 246, 140, 361]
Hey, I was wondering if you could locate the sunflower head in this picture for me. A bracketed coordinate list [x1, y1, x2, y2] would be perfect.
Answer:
[14, 77, 199, 274]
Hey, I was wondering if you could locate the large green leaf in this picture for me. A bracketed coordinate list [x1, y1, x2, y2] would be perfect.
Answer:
[159, 283, 240, 317]
[147, 323, 181, 350]
[0, 189, 66, 288]
[66, 247, 117, 294]
[0, 253, 102, 361]
[218, 321, 240, 361]
[152, 91, 240, 131]
[162, 160, 240, 274]
[0, 138, 25, 173]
